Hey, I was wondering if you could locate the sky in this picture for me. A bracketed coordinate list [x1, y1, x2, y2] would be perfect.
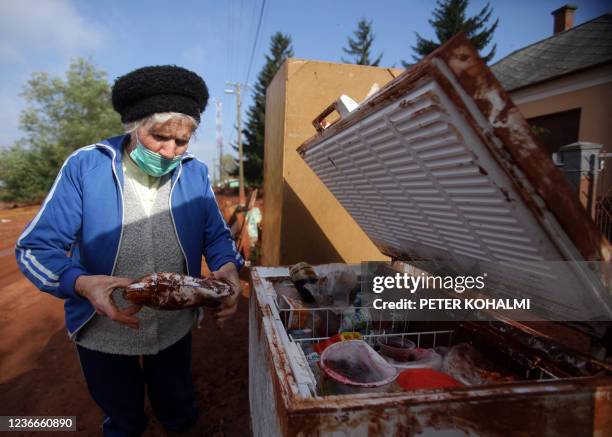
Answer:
[0, 0, 610, 176]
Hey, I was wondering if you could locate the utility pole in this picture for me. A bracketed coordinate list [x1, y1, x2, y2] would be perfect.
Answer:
[215, 99, 223, 187]
[212, 158, 218, 185]
[225, 82, 245, 206]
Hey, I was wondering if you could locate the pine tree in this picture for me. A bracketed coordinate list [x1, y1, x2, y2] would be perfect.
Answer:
[240, 32, 293, 186]
[220, 153, 237, 182]
[402, 0, 498, 66]
[342, 19, 383, 66]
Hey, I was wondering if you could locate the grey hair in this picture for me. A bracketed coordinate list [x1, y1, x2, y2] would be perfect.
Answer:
[123, 112, 199, 135]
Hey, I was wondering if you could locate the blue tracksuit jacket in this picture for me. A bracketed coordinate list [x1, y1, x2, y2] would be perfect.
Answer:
[15, 134, 243, 338]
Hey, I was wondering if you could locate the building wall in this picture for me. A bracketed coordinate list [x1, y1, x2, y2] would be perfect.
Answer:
[261, 62, 287, 266]
[511, 64, 612, 151]
[262, 59, 403, 266]
[510, 64, 612, 211]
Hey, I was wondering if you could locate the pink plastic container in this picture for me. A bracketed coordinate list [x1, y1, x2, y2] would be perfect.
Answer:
[320, 340, 398, 394]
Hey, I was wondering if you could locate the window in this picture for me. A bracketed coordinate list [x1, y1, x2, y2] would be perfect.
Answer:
[527, 108, 581, 154]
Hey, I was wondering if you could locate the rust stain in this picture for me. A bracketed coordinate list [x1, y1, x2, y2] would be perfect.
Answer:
[290, 379, 611, 435]
[408, 104, 444, 121]
[433, 34, 611, 262]
[420, 393, 598, 437]
[249, 273, 264, 338]
[425, 54, 552, 225]
[296, 384, 608, 436]
[500, 187, 512, 203]
[446, 122, 465, 146]
[399, 99, 413, 109]
[594, 387, 612, 434]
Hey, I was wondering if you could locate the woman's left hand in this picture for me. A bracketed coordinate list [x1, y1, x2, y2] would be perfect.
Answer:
[211, 262, 242, 328]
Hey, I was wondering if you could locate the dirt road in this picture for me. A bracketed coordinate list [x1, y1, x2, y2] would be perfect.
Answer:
[0, 206, 251, 436]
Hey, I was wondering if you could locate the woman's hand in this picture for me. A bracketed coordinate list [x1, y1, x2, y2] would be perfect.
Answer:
[211, 262, 241, 328]
[75, 275, 142, 329]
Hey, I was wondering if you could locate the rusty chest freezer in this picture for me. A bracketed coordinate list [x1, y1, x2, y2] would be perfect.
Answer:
[249, 34, 612, 436]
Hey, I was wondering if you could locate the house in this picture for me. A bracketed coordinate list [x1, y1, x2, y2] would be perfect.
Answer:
[492, 5, 612, 228]
[491, 5, 612, 155]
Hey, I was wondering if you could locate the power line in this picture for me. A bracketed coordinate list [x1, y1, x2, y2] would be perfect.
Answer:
[247, 0, 258, 55]
[237, 0, 244, 78]
[245, 0, 267, 84]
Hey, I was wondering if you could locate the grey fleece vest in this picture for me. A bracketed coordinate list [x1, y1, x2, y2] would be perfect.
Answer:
[75, 172, 197, 355]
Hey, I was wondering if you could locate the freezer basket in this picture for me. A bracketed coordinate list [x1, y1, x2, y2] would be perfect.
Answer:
[274, 292, 559, 398]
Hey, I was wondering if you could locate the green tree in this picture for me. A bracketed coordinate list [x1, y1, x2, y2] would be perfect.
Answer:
[239, 32, 293, 186]
[220, 153, 237, 182]
[403, 0, 499, 66]
[342, 18, 383, 66]
[0, 58, 121, 202]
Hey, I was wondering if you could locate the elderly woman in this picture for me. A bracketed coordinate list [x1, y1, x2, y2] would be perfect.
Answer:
[15, 65, 243, 436]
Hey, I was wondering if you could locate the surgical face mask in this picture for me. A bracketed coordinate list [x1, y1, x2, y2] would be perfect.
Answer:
[129, 133, 182, 177]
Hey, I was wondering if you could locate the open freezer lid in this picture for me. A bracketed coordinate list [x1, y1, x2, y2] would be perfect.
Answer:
[297, 34, 612, 321]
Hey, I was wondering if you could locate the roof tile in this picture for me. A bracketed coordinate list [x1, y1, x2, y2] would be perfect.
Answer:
[491, 14, 612, 90]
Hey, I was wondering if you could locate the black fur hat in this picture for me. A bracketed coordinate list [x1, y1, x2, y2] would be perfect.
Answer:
[111, 65, 209, 123]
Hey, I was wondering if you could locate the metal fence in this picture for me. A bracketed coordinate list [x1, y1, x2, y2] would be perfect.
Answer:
[554, 144, 611, 242]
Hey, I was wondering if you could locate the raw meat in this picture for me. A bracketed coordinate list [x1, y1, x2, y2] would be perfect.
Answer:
[123, 272, 233, 310]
